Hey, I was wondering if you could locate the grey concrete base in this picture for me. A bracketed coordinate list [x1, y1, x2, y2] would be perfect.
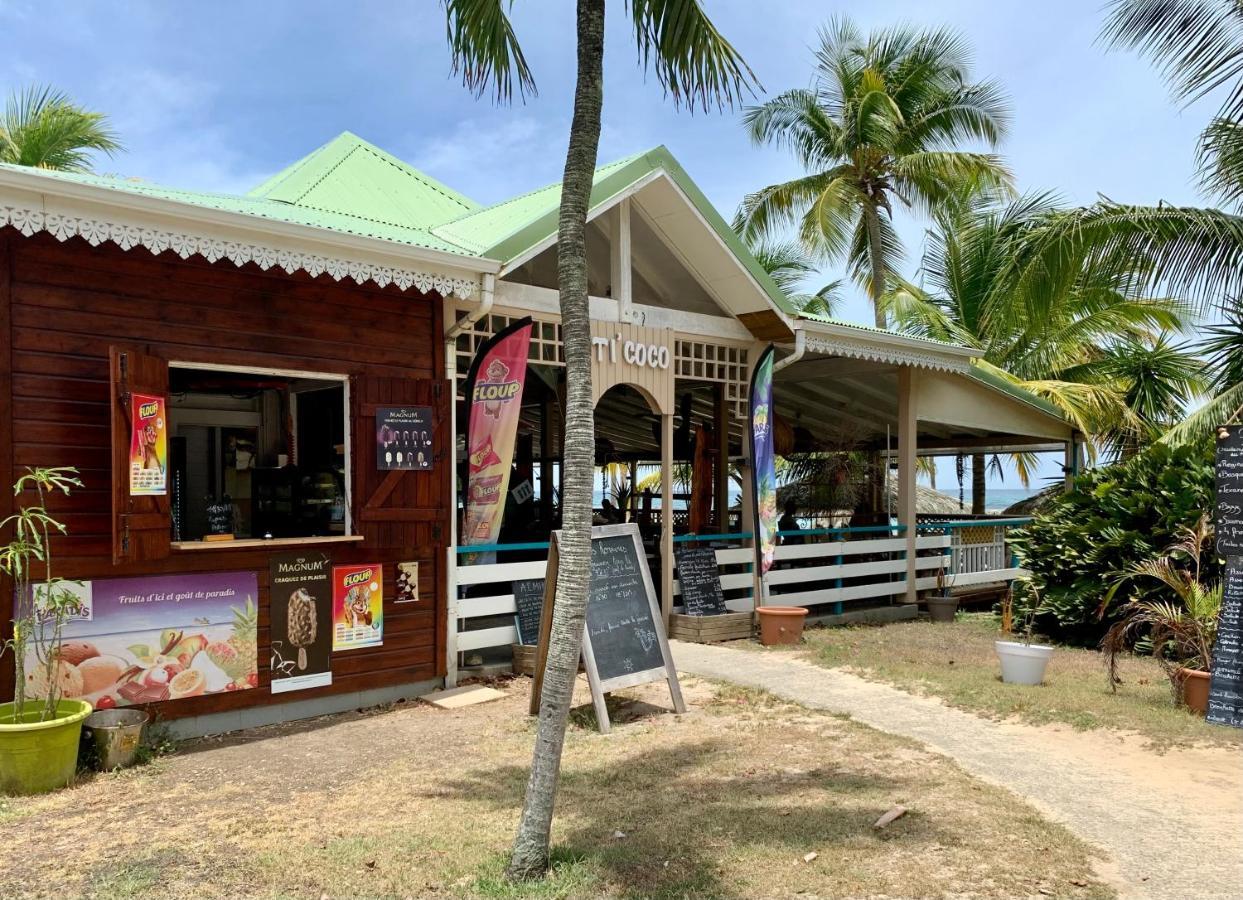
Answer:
[805, 603, 918, 628]
[163, 677, 443, 739]
[456, 661, 516, 681]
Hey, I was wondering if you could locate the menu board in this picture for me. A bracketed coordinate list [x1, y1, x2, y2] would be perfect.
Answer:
[1207, 561, 1243, 729]
[675, 546, 727, 616]
[529, 524, 685, 733]
[1216, 426, 1243, 555]
[513, 578, 545, 645]
[586, 534, 666, 680]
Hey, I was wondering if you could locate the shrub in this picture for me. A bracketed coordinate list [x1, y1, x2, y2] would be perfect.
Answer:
[1008, 441, 1218, 644]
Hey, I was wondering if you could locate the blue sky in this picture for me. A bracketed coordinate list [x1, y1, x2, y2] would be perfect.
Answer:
[2, 1, 1212, 496]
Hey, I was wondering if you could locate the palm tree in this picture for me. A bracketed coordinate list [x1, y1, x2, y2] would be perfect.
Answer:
[0, 85, 121, 172]
[441, 0, 755, 879]
[883, 193, 1197, 507]
[746, 237, 842, 317]
[734, 17, 1012, 329]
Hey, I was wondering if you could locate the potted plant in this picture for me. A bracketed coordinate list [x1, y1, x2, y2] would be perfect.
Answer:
[995, 584, 1055, 684]
[925, 550, 958, 623]
[1100, 514, 1220, 715]
[0, 467, 93, 795]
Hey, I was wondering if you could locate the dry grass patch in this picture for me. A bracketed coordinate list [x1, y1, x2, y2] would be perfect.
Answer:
[798, 613, 1243, 749]
[0, 675, 1111, 899]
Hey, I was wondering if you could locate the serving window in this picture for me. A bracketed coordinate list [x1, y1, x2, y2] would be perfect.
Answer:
[109, 347, 360, 561]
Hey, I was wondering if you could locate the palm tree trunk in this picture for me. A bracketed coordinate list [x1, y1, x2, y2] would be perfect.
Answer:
[971, 453, 986, 515]
[507, 0, 605, 880]
[863, 204, 888, 330]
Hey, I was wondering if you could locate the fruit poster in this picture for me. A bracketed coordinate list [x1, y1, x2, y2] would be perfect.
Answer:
[331, 563, 383, 650]
[19, 572, 258, 709]
[269, 552, 333, 694]
[128, 392, 167, 496]
[376, 406, 433, 470]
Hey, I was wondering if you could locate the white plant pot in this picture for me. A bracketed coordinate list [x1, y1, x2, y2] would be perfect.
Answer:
[995, 640, 1053, 685]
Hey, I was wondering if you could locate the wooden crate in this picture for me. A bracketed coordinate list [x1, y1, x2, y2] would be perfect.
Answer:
[668, 611, 753, 643]
[511, 642, 539, 677]
[511, 643, 585, 677]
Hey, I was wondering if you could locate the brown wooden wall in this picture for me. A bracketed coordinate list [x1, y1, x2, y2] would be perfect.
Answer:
[0, 229, 452, 718]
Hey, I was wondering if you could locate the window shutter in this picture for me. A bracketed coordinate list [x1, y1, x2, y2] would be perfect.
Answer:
[110, 346, 171, 563]
[351, 375, 449, 546]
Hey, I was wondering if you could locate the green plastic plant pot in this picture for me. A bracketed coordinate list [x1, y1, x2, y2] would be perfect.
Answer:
[0, 699, 93, 795]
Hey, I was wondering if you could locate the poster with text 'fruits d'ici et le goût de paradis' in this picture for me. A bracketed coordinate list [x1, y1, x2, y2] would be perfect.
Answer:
[21, 571, 259, 709]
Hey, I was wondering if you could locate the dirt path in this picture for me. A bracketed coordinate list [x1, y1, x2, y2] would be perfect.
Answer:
[672, 641, 1243, 900]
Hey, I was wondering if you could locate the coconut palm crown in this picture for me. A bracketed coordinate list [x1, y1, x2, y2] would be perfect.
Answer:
[0, 85, 121, 173]
[734, 17, 1013, 328]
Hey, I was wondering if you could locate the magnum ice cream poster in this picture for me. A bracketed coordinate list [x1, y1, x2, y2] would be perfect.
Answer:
[129, 392, 167, 496]
[462, 317, 533, 565]
[19, 572, 258, 708]
[269, 552, 333, 694]
[376, 406, 433, 470]
[749, 345, 778, 575]
[331, 563, 384, 651]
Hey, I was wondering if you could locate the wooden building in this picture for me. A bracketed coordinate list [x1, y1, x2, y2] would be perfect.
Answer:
[1, 133, 1077, 730]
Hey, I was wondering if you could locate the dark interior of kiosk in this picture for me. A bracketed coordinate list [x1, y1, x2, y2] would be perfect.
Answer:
[169, 368, 347, 542]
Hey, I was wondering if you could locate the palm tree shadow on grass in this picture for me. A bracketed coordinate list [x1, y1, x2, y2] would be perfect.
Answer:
[431, 738, 956, 899]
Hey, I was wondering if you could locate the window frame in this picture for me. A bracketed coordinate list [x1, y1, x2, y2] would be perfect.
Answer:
[166, 360, 354, 549]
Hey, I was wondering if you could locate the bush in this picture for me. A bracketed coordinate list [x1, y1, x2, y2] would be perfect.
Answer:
[1009, 441, 1218, 645]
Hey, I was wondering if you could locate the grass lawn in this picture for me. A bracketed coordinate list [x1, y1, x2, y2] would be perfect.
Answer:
[798, 613, 1243, 749]
[0, 676, 1113, 899]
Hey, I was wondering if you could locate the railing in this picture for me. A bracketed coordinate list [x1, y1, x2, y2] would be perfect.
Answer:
[916, 518, 1032, 588]
[446, 519, 1033, 681]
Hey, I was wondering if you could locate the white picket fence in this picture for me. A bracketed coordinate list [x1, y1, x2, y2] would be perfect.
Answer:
[448, 528, 966, 681]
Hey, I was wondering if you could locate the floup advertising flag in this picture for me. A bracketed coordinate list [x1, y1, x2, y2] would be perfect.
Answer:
[749, 345, 778, 575]
[462, 317, 533, 564]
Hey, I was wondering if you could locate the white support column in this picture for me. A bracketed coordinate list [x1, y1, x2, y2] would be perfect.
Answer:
[897, 366, 918, 604]
[610, 199, 633, 323]
[660, 411, 675, 622]
[1063, 436, 1083, 492]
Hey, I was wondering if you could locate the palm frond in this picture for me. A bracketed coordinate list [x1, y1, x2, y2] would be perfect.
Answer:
[628, 0, 759, 113]
[442, 0, 537, 103]
[0, 85, 121, 172]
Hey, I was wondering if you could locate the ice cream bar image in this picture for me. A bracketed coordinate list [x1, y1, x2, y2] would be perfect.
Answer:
[287, 589, 317, 670]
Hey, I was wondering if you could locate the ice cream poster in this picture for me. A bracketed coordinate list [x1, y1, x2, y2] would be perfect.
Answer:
[269, 552, 333, 694]
[128, 392, 167, 496]
[376, 406, 433, 470]
[462, 317, 533, 564]
[331, 563, 383, 651]
[18, 571, 259, 709]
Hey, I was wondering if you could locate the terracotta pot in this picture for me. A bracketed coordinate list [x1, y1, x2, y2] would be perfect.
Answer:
[1176, 667, 1211, 715]
[757, 606, 808, 646]
[925, 593, 958, 623]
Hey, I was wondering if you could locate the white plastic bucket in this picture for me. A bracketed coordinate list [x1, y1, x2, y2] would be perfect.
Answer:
[995, 640, 1053, 685]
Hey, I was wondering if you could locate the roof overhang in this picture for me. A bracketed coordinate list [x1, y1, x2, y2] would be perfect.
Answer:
[794, 318, 978, 373]
[0, 165, 495, 298]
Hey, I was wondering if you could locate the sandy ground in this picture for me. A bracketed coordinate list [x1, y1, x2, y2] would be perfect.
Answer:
[0, 674, 1113, 899]
[672, 641, 1243, 900]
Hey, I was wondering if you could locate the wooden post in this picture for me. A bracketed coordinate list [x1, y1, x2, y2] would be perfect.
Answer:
[661, 412, 675, 622]
[540, 396, 555, 524]
[610, 199, 633, 323]
[714, 383, 729, 532]
[1063, 437, 1081, 492]
[897, 366, 918, 604]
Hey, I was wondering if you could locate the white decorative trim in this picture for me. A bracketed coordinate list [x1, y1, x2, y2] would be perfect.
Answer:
[0, 204, 477, 298]
[804, 332, 971, 373]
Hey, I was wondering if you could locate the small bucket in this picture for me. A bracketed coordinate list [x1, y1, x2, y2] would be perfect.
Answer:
[756, 606, 808, 646]
[84, 708, 149, 771]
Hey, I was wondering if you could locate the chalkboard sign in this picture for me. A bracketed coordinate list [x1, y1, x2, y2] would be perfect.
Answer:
[1216, 426, 1243, 555]
[1207, 560, 1243, 729]
[675, 545, 727, 616]
[529, 523, 685, 733]
[513, 578, 545, 645]
[587, 534, 667, 680]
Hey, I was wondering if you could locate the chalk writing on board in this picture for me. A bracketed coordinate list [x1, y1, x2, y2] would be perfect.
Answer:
[1216, 426, 1243, 555]
[675, 546, 727, 616]
[512, 579, 544, 645]
[1207, 560, 1243, 729]
[585, 534, 664, 680]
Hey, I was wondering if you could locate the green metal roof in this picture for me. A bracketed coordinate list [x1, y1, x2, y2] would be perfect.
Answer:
[797, 310, 967, 349]
[431, 145, 798, 316]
